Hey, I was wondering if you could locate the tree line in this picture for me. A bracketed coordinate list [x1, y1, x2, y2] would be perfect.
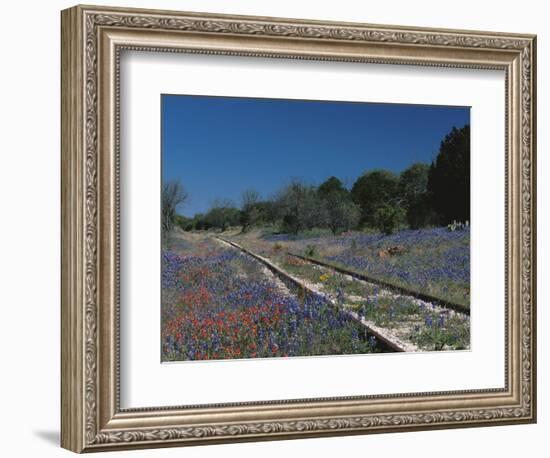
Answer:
[164, 124, 470, 235]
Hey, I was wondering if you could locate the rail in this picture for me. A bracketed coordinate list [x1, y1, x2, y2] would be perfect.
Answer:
[216, 237, 409, 352]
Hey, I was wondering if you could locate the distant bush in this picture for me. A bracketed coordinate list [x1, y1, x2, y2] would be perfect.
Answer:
[240, 188, 262, 232]
[203, 201, 240, 232]
[174, 214, 193, 231]
[317, 176, 348, 199]
[324, 197, 361, 235]
[351, 170, 400, 227]
[317, 177, 361, 234]
[372, 205, 406, 235]
[304, 244, 317, 257]
[277, 181, 328, 234]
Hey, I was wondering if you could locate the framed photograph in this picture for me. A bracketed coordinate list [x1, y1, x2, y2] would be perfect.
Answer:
[61, 4, 537, 453]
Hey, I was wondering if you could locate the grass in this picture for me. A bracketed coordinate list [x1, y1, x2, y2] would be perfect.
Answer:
[346, 297, 470, 351]
[297, 255, 469, 310]
[280, 227, 470, 307]
[232, 226, 469, 307]
[228, 226, 471, 352]
[347, 296, 420, 328]
[280, 255, 378, 298]
[161, 234, 385, 361]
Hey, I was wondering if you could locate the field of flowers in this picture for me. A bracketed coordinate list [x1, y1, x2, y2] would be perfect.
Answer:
[226, 226, 470, 351]
[251, 227, 470, 307]
[223, 247, 469, 352]
[161, 234, 381, 361]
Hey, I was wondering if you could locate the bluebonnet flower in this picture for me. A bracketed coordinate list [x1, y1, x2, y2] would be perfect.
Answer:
[368, 336, 377, 349]
[308, 226, 470, 304]
[162, 238, 380, 361]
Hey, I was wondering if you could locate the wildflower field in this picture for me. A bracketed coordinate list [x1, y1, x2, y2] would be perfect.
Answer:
[230, 226, 470, 352]
[161, 225, 470, 362]
[239, 226, 470, 308]
[161, 234, 380, 361]
[160, 96, 472, 360]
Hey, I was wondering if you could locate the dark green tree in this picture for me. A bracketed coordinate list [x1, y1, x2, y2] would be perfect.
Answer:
[399, 163, 429, 205]
[192, 213, 207, 230]
[427, 124, 470, 224]
[255, 200, 278, 225]
[323, 195, 361, 234]
[372, 204, 406, 235]
[317, 177, 358, 234]
[318, 176, 347, 199]
[174, 214, 193, 231]
[399, 163, 437, 229]
[205, 200, 240, 232]
[351, 169, 400, 226]
[405, 194, 438, 229]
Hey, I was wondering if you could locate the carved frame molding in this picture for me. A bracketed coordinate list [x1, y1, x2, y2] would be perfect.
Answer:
[61, 5, 536, 453]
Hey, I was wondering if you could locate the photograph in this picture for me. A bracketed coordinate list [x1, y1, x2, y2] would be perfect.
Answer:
[161, 95, 472, 361]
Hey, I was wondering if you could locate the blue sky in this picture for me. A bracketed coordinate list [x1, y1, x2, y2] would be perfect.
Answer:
[162, 94, 469, 217]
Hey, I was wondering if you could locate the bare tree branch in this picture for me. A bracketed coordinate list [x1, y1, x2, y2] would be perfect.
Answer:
[162, 180, 188, 233]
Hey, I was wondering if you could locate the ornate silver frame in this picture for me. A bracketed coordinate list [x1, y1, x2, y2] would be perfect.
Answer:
[61, 4, 537, 453]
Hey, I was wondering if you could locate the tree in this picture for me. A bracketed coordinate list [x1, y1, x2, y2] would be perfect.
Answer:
[351, 170, 400, 226]
[162, 180, 188, 233]
[174, 214, 193, 231]
[373, 204, 406, 235]
[399, 163, 436, 229]
[192, 213, 207, 231]
[399, 163, 429, 205]
[205, 200, 240, 232]
[317, 177, 358, 234]
[277, 181, 328, 234]
[240, 188, 261, 232]
[427, 125, 470, 224]
[405, 194, 438, 229]
[255, 200, 278, 225]
[318, 176, 347, 199]
[323, 194, 361, 234]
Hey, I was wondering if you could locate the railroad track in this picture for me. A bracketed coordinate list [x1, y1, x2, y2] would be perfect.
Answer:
[288, 252, 470, 316]
[216, 237, 413, 352]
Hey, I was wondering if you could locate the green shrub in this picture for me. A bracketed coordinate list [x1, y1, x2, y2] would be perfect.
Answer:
[372, 205, 406, 235]
[304, 244, 317, 257]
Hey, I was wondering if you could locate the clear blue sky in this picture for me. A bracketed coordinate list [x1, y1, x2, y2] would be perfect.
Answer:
[162, 94, 469, 217]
